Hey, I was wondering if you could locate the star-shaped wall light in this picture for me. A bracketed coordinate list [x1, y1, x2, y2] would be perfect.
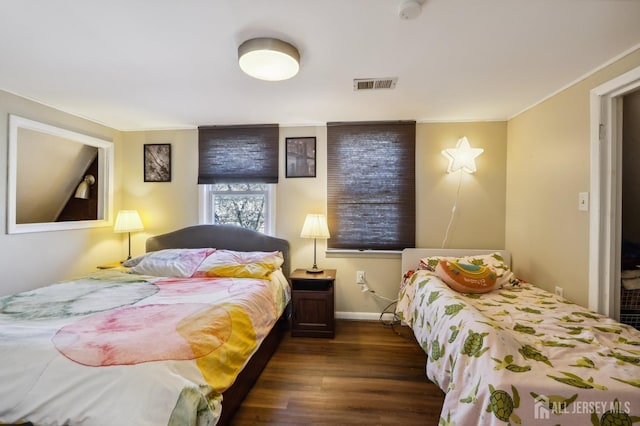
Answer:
[442, 137, 484, 173]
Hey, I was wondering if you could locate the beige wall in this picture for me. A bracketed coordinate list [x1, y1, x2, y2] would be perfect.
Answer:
[0, 90, 123, 296]
[120, 121, 508, 316]
[416, 122, 507, 249]
[6, 51, 640, 314]
[119, 129, 200, 247]
[506, 49, 640, 306]
[0, 88, 507, 316]
[10, 44, 639, 313]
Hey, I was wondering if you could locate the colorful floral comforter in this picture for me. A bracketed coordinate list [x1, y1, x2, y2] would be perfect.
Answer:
[0, 268, 290, 426]
[396, 269, 640, 426]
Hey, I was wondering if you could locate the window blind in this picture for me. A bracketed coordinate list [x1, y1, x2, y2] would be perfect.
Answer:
[198, 124, 279, 184]
[327, 121, 416, 250]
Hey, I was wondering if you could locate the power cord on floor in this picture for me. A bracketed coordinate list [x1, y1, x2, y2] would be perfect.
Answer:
[360, 281, 410, 339]
[378, 299, 416, 340]
[378, 300, 401, 334]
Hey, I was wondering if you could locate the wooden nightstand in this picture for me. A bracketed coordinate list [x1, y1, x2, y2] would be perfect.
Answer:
[290, 268, 336, 338]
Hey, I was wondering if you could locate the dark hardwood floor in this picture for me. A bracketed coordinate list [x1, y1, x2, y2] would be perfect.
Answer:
[231, 320, 445, 425]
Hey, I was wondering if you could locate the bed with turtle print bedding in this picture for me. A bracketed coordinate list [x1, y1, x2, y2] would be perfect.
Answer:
[396, 248, 640, 426]
[0, 225, 290, 426]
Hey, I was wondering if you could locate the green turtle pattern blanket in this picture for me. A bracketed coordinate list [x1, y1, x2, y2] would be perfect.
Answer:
[396, 268, 640, 426]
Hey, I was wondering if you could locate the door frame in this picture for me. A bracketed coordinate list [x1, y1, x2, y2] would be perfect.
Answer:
[589, 65, 640, 317]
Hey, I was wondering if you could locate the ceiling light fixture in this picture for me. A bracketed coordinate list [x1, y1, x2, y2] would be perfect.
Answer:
[238, 38, 300, 81]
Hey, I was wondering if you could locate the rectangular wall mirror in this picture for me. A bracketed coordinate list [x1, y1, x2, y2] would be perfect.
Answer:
[7, 114, 114, 234]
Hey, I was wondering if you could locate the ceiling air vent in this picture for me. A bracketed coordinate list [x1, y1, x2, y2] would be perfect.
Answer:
[353, 77, 398, 91]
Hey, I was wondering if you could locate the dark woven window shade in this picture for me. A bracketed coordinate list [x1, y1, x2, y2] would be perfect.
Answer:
[327, 121, 416, 250]
[198, 124, 279, 184]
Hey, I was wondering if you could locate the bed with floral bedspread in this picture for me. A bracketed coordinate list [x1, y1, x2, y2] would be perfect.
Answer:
[0, 242, 290, 426]
[396, 250, 640, 426]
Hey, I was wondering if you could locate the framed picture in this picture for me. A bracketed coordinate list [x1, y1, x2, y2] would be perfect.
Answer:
[286, 137, 316, 178]
[144, 143, 171, 182]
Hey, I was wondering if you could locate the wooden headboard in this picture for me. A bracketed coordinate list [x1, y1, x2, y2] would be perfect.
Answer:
[145, 224, 291, 277]
[401, 248, 511, 272]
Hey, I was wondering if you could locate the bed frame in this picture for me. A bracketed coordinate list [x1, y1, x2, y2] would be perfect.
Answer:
[146, 224, 290, 425]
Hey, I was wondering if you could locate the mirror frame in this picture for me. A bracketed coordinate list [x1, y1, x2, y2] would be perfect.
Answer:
[7, 114, 114, 234]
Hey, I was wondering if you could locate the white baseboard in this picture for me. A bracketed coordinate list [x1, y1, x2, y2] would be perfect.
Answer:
[336, 311, 396, 322]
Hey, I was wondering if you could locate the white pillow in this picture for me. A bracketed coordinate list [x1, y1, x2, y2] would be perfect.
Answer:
[128, 248, 214, 277]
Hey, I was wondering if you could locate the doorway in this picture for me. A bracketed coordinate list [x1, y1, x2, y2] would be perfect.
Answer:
[620, 89, 640, 328]
[589, 65, 640, 320]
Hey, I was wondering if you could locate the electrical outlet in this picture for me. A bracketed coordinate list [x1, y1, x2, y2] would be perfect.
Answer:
[356, 270, 366, 284]
[555, 286, 564, 297]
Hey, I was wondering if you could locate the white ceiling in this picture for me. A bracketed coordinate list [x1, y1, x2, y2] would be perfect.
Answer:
[1, 0, 639, 131]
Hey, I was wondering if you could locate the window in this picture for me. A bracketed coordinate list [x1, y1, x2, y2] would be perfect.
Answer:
[327, 121, 415, 250]
[200, 184, 274, 234]
[197, 124, 278, 234]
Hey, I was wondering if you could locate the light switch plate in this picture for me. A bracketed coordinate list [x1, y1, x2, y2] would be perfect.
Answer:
[578, 192, 589, 212]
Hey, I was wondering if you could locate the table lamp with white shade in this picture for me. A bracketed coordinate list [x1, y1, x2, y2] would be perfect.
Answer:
[300, 213, 330, 273]
[114, 210, 144, 261]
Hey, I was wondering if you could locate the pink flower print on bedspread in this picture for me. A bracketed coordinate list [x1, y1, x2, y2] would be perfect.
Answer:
[52, 276, 279, 367]
[151, 277, 279, 323]
[151, 277, 280, 341]
[52, 303, 232, 366]
[153, 276, 268, 296]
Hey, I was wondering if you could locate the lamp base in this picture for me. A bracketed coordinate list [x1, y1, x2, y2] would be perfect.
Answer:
[306, 267, 324, 274]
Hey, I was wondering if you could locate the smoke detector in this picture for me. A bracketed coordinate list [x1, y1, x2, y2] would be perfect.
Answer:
[398, 0, 422, 20]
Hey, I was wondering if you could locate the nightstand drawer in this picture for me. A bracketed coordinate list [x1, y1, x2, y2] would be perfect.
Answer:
[292, 279, 332, 291]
